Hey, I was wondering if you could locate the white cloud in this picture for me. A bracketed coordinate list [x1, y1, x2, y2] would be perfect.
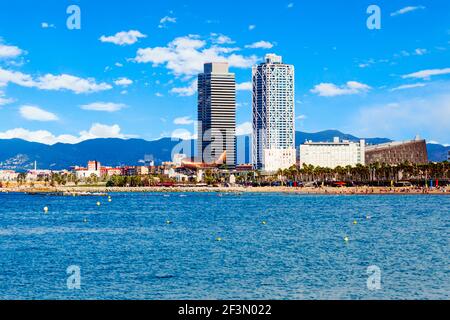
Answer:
[352, 94, 450, 145]
[414, 48, 427, 56]
[78, 123, 136, 141]
[287, 3, 294, 8]
[211, 33, 235, 45]
[173, 116, 194, 125]
[245, 41, 274, 49]
[80, 102, 126, 112]
[155, 92, 164, 97]
[41, 22, 55, 29]
[391, 6, 425, 17]
[248, 25, 256, 30]
[0, 90, 14, 106]
[389, 83, 427, 92]
[402, 68, 450, 80]
[35, 74, 112, 93]
[357, 58, 390, 68]
[170, 80, 198, 96]
[0, 43, 24, 59]
[296, 115, 307, 120]
[114, 77, 133, 87]
[0, 68, 112, 94]
[134, 35, 258, 77]
[236, 122, 252, 136]
[99, 30, 147, 46]
[0, 68, 34, 87]
[236, 82, 252, 91]
[159, 16, 177, 28]
[395, 48, 429, 57]
[0, 97, 14, 106]
[311, 81, 371, 97]
[115, 62, 123, 67]
[160, 16, 176, 24]
[0, 123, 136, 145]
[0, 128, 78, 144]
[19, 105, 58, 121]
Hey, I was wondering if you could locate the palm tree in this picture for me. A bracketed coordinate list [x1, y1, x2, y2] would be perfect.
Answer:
[16, 173, 27, 185]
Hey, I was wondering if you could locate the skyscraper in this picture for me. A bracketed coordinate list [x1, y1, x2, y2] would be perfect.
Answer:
[198, 62, 236, 167]
[252, 54, 296, 171]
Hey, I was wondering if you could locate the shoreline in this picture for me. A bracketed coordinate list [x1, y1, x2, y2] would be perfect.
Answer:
[0, 185, 448, 195]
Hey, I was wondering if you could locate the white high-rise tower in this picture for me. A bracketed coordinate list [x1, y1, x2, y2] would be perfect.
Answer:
[252, 54, 296, 171]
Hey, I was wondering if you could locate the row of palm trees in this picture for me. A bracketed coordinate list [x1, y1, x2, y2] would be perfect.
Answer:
[12, 161, 449, 187]
[273, 161, 450, 183]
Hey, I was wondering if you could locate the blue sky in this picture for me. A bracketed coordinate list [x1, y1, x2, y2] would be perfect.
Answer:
[0, 0, 449, 145]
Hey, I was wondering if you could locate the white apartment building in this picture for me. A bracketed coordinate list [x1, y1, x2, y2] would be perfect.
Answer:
[252, 54, 296, 172]
[299, 137, 366, 169]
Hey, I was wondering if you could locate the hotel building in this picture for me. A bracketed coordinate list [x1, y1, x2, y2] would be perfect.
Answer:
[299, 137, 366, 169]
[365, 137, 428, 165]
[252, 54, 296, 172]
[198, 62, 236, 167]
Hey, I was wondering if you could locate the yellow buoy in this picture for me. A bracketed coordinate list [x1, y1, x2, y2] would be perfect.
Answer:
[166, 220, 172, 225]
[108, 198, 112, 202]
[344, 236, 349, 242]
[353, 220, 358, 225]
[215, 237, 222, 242]
[43, 206, 49, 213]
[262, 221, 267, 225]
[83, 218, 88, 223]
[96, 201, 101, 206]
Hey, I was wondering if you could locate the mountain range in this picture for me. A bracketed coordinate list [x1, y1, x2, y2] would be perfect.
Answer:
[0, 130, 448, 170]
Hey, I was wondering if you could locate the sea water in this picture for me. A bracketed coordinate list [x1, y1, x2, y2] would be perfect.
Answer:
[0, 192, 448, 300]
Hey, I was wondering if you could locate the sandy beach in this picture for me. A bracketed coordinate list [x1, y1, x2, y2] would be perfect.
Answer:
[1, 185, 448, 195]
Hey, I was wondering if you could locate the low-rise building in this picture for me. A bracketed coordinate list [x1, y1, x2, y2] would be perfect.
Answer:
[299, 137, 365, 169]
[0, 170, 19, 181]
[88, 160, 101, 171]
[136, 166, 149, 176]
[73, 160, 101, 179]
[121, 166, 137, 176]
[101, 167, 122, 177]
[74, 168, 100, 179]
[27, 169, 53, 181]
[166, 168, 189, 182]
[365, 137, 428, 165]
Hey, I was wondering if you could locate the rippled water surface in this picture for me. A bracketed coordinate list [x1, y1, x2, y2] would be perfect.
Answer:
[0, 192, 448, 299]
